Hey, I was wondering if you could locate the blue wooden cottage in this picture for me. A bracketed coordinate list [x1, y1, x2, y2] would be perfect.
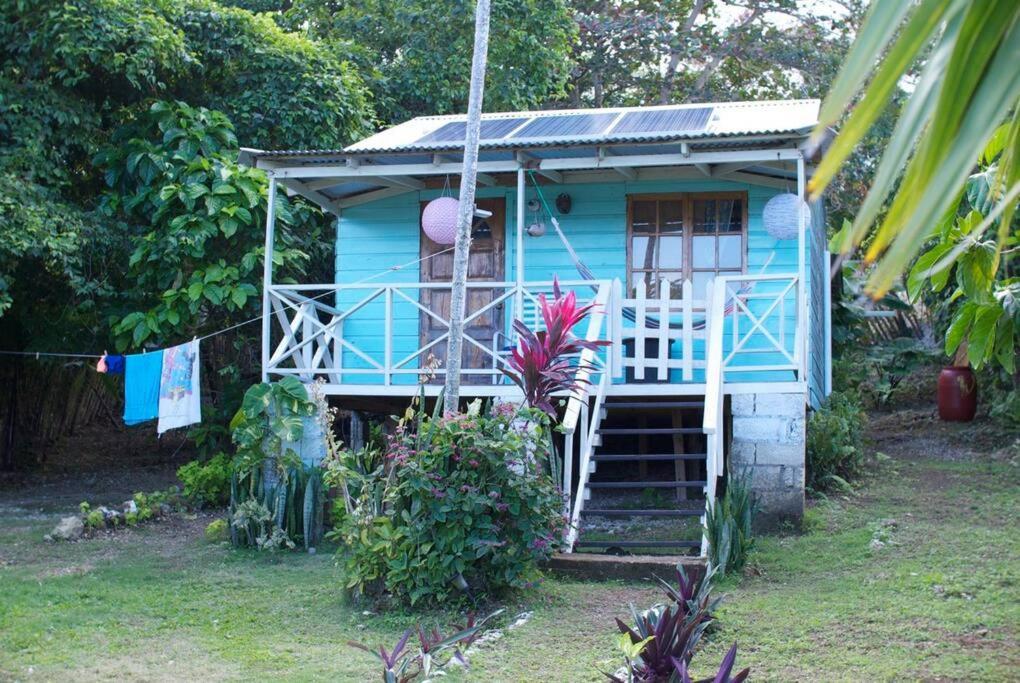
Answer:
[240, 99, 834, 554]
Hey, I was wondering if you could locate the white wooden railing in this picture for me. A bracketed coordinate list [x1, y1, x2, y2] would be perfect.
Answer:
[265, 280, 611, 385]
[559, 281, 612, 541]
[612, 278, 708, 382]
[699, 272, 803, 555]
[717, 273, 801, 378]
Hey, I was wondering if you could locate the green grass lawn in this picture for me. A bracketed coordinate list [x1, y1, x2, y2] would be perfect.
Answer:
[1, 424, 1017, 681]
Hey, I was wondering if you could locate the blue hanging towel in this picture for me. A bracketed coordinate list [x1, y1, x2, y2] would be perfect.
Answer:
[124, 351, 164, 426]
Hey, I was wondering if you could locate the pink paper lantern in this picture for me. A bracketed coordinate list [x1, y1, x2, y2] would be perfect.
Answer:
[421, 196, 460, 245]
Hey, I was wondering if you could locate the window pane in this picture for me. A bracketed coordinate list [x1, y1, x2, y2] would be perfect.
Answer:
[632, 201, 656, 232]
[660, 200, 684, 233]
[693, 199, 717, 233]
[659, 271, 686, 299]
[631, 235, 657, 269]
[693, 235, 715, 268]
[659, 235, 683, 269]
[692, 271, 715, 297]
[718, 235, 742, 268]
[631, 272, 653, 297]
[718, 199, 742, 232]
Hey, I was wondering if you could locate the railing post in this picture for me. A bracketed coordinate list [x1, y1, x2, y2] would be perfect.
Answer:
[612, 278, 623, 380]
[797, 154, 808, 382]
[261, 176, 277, 383]
[515, 167, 526, 331]
[701, 431, 718, 558]
[336, 318, 344, 384]
[384, 286, 393, 386]
[579, 399, 589, 469]
[634, 282, 646, 381]
[682, 279, 693, 381]
[562, 428, 574, 519]
[657, 278, 670, 381]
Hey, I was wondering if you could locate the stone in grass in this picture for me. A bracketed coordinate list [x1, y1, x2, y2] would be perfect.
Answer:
[48, 516, 84, 541]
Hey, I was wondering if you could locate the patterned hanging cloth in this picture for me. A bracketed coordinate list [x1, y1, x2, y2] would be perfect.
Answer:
[157, 339, 201, 434]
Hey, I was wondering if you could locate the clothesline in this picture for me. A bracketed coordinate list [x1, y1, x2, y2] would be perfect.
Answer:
[0, 245, 457, 361]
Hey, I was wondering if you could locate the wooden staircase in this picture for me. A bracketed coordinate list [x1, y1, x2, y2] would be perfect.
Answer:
[570, 398, 711, 554]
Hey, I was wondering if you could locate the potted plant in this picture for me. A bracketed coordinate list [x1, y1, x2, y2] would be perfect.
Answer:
[937, 345, 977, 422]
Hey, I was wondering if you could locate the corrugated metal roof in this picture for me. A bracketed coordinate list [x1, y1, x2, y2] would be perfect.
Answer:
[341, 99, 819, 155]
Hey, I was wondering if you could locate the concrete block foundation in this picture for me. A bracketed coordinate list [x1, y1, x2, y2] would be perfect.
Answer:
[729, 392, 806, 530]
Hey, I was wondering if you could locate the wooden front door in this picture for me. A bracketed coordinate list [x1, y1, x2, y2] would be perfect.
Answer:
[419, 198, 506, 384]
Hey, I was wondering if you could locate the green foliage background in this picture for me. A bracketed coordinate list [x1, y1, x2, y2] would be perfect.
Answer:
[0, 0, 873, 464]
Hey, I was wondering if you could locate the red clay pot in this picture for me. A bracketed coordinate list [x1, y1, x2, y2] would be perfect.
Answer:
[937, 366, 977, 422]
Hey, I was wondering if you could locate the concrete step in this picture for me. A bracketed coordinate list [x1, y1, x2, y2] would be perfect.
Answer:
[545, 553, 706, 582]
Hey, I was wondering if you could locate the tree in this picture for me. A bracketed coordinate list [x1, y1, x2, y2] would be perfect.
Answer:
[561, 0, 862, 108]
[95, 101, 316, 353]
[444, 0, 492, 414]
[559, 0, 874, 221]
[281, 0, 576, 124]
[0, 0, 375, 457]
[810, 0, 1020, 297]
[905, 130, 1017, 375]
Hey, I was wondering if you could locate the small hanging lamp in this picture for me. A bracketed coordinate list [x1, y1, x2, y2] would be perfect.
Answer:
[422, 176, 459, 245]
[762, 193, 810, 240]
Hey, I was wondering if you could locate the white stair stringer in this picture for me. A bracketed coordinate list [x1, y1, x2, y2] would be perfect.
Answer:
[565, 372, 609, 550]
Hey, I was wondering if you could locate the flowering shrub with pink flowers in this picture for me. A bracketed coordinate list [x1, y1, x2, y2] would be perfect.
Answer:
[327, 397, 566, 606]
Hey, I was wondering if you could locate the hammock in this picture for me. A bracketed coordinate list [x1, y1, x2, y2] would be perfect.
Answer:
[526, 171, 756, 331]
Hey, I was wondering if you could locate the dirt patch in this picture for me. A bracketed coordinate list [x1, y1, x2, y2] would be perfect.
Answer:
[570, 584, 662, 632]
[868, 408, 1019, 463]
[0, 463, 183, 512]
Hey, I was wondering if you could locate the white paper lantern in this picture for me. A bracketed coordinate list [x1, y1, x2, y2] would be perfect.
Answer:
[421, 196, 460, 245]
[763, 193, 810, 240]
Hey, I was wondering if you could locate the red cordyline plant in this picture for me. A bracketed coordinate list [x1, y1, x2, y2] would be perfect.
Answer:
[502, 278, 610, 416]
[676, 643, 750, 683]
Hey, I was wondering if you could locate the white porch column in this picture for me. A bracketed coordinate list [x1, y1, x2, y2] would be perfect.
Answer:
[261, 176, 278, 383]
[796, 155, 808, 382]
[515, 165, 525, 323]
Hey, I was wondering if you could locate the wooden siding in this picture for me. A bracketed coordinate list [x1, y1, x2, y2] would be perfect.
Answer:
[807, 201, 828, 409]
[334, 178, 819, 387]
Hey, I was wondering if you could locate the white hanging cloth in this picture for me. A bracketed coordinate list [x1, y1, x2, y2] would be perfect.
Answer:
[157, 339, 201, 434]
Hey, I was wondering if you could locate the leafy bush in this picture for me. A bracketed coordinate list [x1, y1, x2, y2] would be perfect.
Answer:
[348, 610, 500, 682]
[228, 379, 326, 550]
[229, 460, 325, 551]
[502, 277, 609, 416]
[807, 391, 867, 494]
[205, 518, 228, 542]
[704, 471, 756, 576]
[676, 643, 750, 683]
[77, 488, 183, 533]
[833, 340, 942, 409]
[609, 565, 723, 682]
[177, 453, 232, 507]
[328, 397, 566, 605]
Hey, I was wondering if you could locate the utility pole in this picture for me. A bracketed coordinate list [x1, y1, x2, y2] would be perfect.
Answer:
[442, 0, 491, 414]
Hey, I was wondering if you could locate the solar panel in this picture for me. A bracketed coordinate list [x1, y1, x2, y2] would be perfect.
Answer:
[416, 117, 529, 143]
[612, 107, 713, 135]
[509, 112, 619, 139]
